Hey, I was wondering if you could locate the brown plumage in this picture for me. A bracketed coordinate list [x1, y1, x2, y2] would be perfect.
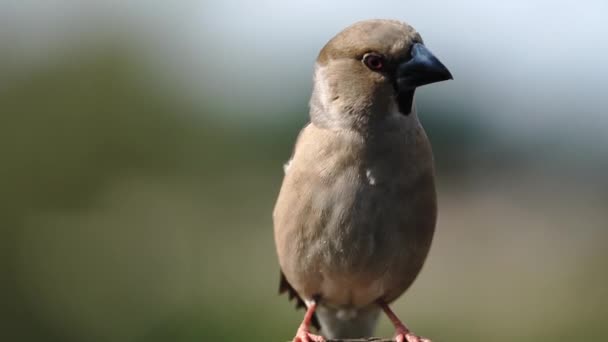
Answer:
[273, 19, 452, 342]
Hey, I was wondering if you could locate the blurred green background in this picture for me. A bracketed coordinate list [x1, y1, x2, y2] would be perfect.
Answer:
[2, 1, 607, 341]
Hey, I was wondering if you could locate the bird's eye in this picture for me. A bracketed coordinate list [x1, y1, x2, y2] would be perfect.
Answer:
[363, 53, 384, 71]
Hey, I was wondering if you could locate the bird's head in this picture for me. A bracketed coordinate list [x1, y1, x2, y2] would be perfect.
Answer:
[309, 19, 452, 129]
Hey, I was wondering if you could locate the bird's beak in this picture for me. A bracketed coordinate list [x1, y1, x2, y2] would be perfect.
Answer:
[396, 43, 452, 91]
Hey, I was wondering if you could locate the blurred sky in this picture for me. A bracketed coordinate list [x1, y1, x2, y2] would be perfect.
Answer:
[3, 0, 608, 142]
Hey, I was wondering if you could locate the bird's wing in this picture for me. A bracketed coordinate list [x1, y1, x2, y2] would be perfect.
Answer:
[279, 271, 320, 330]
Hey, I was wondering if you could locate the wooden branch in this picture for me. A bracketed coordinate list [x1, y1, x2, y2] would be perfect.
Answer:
[287, 339, 394, 342]
[326, 339, 394, 342]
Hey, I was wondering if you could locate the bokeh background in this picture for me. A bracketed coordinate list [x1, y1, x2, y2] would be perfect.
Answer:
[2, 1, 607, 341]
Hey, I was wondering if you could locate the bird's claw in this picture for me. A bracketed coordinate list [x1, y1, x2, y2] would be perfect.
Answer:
[293, 325, 325, 342]
[395, 331, 431, 342]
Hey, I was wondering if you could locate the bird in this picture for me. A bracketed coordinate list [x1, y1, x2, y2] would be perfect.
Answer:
[273, 19, 452, 342]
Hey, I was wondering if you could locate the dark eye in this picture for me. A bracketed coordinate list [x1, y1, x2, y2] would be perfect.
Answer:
[363, 53, 385, 71]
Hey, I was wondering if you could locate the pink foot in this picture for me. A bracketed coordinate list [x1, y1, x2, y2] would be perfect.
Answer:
[378, 300, 431, 342]
[292, 300, 325, 342]
[395, 327, 431, 342]
[293, 325, 325, 342]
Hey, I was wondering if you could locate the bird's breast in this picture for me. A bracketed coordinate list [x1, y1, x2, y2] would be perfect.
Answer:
[274, 123, 436, 307]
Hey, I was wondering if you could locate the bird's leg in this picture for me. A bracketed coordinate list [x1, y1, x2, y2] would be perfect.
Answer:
[377, 300, 431, 342]
[293, 300, 325, 342]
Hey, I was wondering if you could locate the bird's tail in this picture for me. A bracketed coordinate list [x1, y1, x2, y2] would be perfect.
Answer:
[316, 306, 380, 339]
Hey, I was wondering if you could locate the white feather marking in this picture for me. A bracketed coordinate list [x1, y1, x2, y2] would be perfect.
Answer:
[365, 169, 376, 185]
[314, 64, 331, 109]
[283, 158, 292, 174]
[304, 299, 315, 308]
[336, 308, 358, 321]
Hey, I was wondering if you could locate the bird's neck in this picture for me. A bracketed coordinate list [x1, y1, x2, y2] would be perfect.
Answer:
[309, 93, 420, 135]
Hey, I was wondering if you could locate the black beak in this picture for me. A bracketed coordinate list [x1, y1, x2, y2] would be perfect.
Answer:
[396, 43, 452, 91]
[394, 43, 452, 115]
